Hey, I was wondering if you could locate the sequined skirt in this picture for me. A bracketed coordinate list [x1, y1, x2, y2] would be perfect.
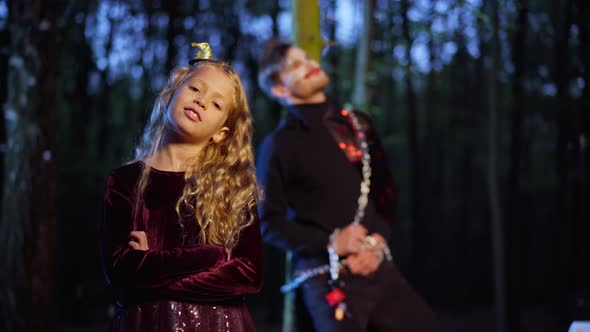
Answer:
[110, 300, 256, 332]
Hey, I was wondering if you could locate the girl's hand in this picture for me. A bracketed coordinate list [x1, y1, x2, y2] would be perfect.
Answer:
[128, 231, 149, 251]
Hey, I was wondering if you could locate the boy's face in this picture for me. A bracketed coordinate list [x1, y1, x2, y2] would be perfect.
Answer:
[274, 47, 330, 101]
[166, 66, 233, 144]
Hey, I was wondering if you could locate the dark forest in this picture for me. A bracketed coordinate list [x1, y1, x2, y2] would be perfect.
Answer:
[0, 0, 588, 331]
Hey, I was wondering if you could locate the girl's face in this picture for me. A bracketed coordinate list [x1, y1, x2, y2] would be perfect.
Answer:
[166, 66, 234, 145]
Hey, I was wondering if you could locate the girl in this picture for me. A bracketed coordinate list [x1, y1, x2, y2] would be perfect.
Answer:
[100, 44, 263, 331]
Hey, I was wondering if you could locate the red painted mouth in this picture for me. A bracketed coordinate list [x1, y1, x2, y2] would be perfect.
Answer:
[183, 107, 202, 122]
[304, 67, 321, 79]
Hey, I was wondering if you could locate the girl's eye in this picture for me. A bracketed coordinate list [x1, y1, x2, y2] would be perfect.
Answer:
[213, 102, 222, 110]
[190, 86, 200, 92]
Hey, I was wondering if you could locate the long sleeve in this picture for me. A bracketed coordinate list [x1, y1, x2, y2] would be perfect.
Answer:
[159, 215, 264, 303]
[101, 173, 227, 289]
[256, 135, 331, 257]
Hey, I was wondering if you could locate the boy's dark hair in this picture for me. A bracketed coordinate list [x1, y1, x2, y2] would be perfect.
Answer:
[257, 40, 292, 97]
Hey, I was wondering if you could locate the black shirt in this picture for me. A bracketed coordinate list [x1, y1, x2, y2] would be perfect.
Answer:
[256, 99, 397, 270]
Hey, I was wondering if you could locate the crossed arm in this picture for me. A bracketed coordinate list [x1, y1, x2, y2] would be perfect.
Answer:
[100, 174, 263, 302]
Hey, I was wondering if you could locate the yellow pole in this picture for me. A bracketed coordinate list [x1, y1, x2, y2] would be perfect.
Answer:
[291, 0, 323, 62]
[282, 4, 323, 331]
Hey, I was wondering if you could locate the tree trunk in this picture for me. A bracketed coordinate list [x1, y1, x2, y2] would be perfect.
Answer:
[221, 3, 240, 62]
[71, 4, 93, 154]
[418, 0, 439, 291]
[264, 0, 282, 130]
[551, 0, 574, 319]
[96, 14, 114, 161]
[164, 0, 181, 71]
[401, 0, 423, 284]
[0, 20, 8, 208]
[571, 0, 590, 315]
[326, 0, 339, 100]
[488, 0, 507, 331]
[137, 0, 156, 132]
[505, 1, 528, 331]
[1, 0, 60, 331]
[352, 0, 375, 110]
[270, 1, 279, 38]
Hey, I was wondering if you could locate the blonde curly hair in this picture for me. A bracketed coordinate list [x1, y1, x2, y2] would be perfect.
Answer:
[133, 60, 260, 253]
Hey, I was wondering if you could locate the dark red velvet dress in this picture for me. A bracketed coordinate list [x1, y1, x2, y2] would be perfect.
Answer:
[100, 161, 263, 331]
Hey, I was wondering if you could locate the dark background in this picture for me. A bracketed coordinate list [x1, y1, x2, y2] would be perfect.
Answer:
[0, 0, 589, 331]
